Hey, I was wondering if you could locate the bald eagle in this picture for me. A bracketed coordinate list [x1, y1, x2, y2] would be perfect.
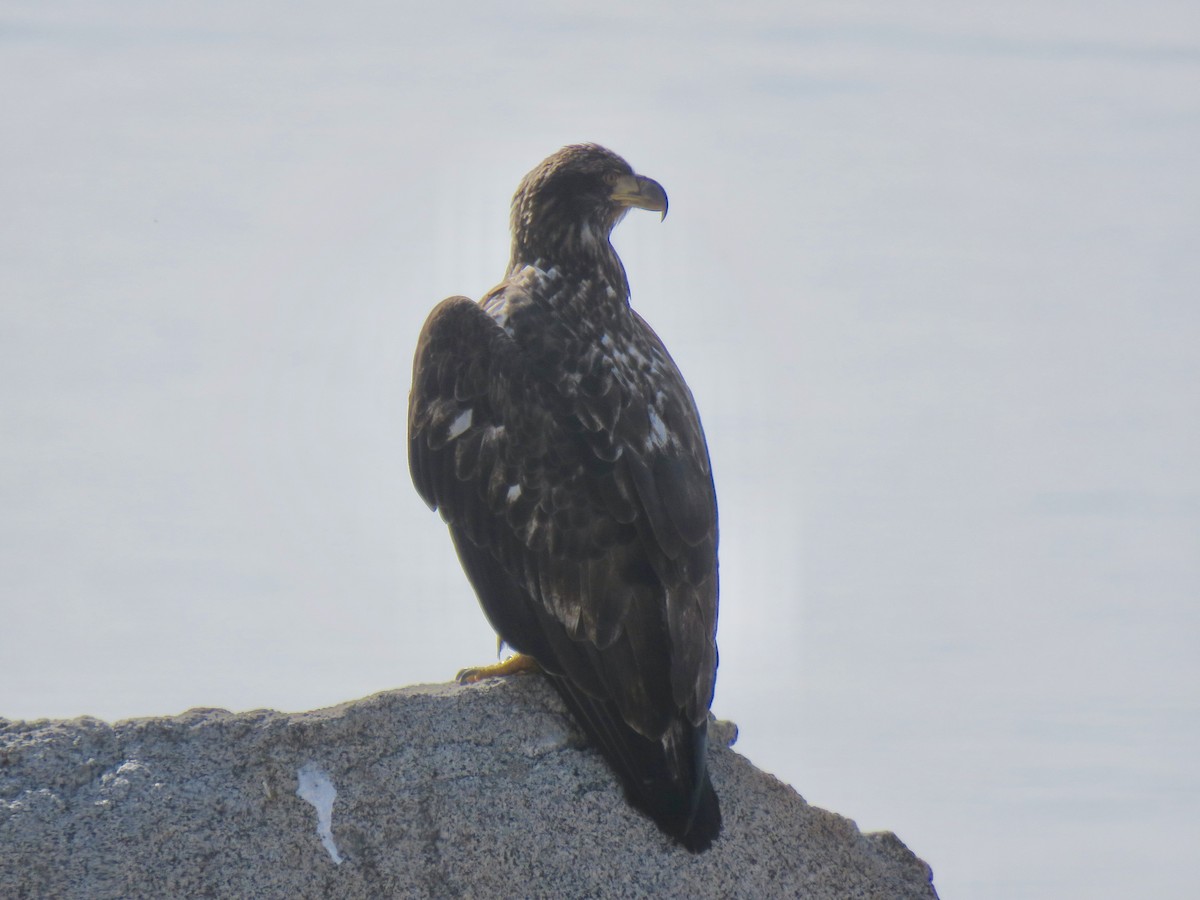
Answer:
[408, 143, 720, 851]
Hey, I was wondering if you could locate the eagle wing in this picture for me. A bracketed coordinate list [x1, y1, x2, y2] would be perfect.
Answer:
[408, 295, 718, 736]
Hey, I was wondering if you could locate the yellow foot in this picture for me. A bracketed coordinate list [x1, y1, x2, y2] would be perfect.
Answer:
[456, 653, 542, 685]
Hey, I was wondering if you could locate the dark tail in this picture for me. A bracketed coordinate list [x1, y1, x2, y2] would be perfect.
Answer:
[548, 674, 721, 852]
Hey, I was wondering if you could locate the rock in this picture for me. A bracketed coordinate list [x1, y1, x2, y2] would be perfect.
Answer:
[0, 677, 937, 899]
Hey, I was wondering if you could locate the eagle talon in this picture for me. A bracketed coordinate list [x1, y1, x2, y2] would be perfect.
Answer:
[455, 653, 542, 685]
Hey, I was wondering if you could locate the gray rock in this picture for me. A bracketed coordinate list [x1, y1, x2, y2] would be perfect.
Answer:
[1, 677, 937, 899]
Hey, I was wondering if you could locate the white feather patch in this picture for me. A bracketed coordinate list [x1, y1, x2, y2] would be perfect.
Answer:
[647, 407, 670, 449]
[446, 408, 473, 440]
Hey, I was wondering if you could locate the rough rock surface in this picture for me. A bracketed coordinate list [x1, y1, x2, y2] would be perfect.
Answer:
[1, 677, 937, 899]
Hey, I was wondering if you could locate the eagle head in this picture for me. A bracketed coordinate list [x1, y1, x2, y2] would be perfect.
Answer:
[509, 143, 668, 278]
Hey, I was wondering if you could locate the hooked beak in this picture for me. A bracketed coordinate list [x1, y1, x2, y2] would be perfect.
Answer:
[610, 173, 668, 221]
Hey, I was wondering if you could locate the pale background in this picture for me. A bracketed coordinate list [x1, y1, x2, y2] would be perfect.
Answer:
[3, 2, 1198, 897]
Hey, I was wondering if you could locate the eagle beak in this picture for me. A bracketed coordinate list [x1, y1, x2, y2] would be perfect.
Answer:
[611, 174, 669, 221]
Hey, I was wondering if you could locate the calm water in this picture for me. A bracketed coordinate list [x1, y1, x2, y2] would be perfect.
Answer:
[3, 3, 1198, 896]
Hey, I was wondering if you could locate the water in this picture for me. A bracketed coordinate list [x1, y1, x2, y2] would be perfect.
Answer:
[3, 3, 1198, 896]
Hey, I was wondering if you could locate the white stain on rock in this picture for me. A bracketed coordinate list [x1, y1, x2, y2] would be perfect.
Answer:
[296, 762, 344, 865]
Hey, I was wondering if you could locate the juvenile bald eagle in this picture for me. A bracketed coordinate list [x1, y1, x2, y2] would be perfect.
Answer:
[408, 143, 720, 851]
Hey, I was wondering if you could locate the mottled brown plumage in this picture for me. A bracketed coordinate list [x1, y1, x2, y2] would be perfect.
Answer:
[408, 144, 720, 850]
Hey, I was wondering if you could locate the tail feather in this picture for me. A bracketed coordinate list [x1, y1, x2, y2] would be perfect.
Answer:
[548, 673, 721, 852]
